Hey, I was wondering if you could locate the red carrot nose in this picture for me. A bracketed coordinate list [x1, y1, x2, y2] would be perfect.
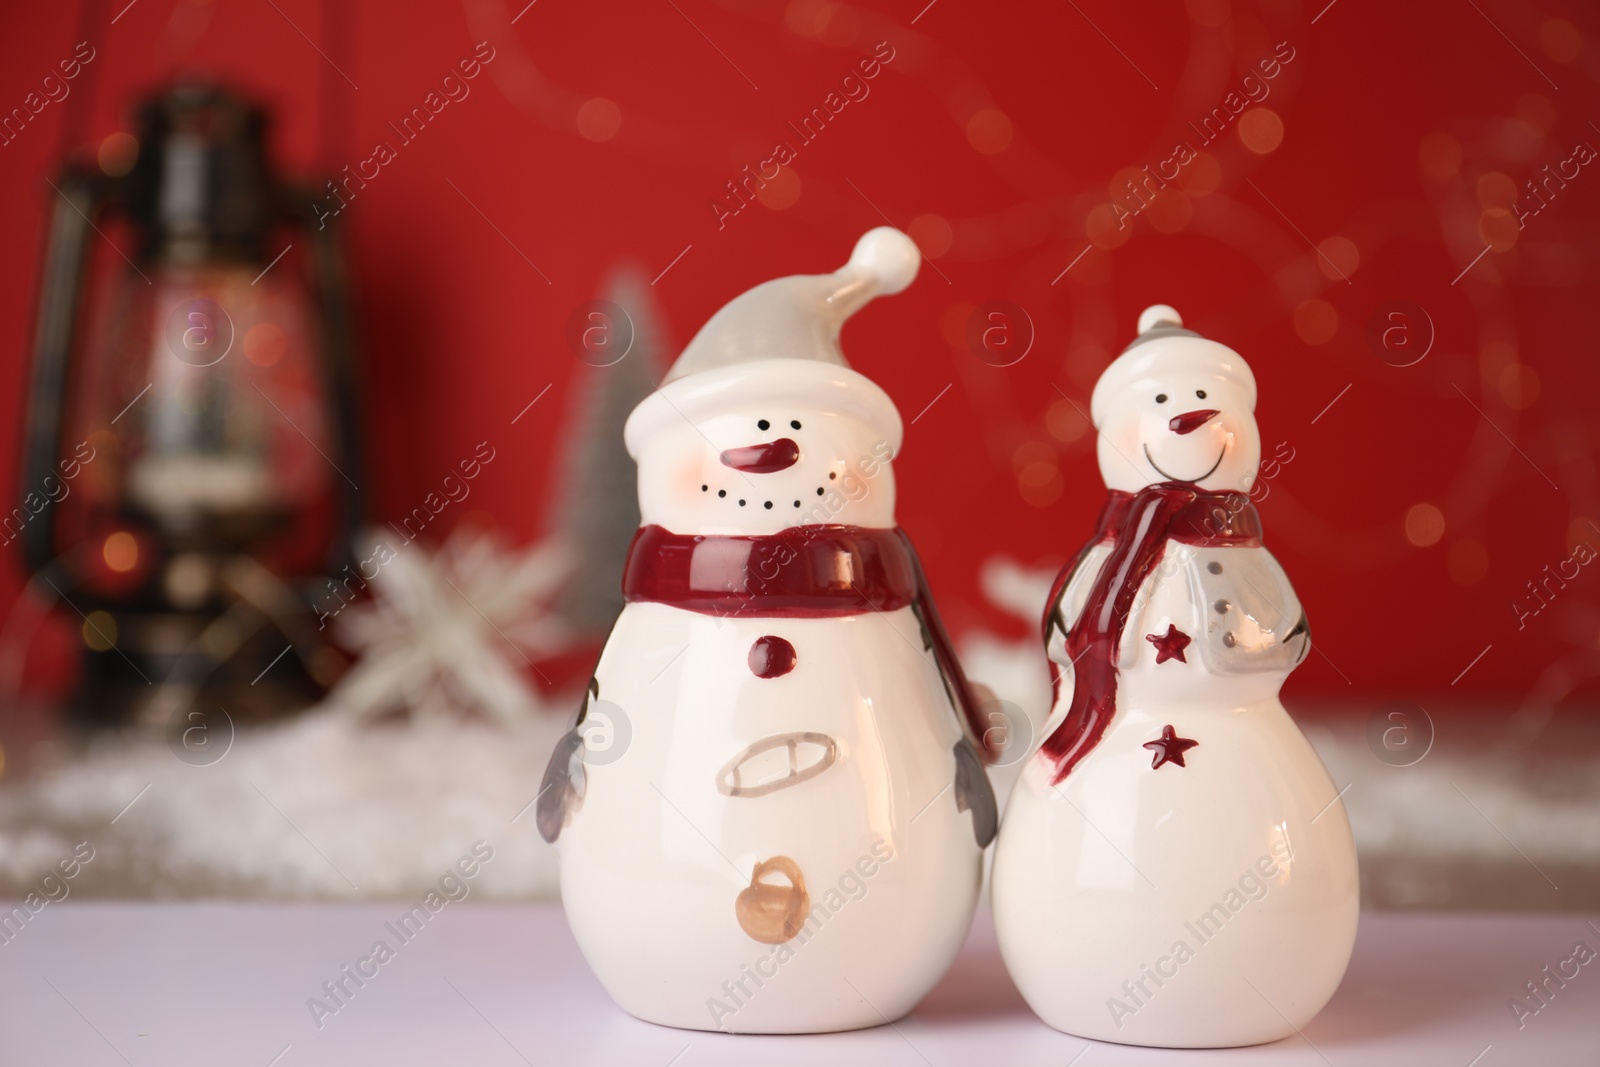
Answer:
[1169, 409, 1220, 435]
[720, 438, 799, 473]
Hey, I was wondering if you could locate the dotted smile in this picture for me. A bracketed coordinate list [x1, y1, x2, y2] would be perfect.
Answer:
[699, 419, 835, 509]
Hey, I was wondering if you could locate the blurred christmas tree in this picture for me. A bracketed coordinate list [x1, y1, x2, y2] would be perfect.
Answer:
[546, 266, 665, 636]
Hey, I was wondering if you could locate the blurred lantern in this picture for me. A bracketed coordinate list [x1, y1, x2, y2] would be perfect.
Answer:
[20, 82, 361, 727]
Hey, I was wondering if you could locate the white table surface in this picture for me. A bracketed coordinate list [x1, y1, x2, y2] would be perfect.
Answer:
[1, 903, 1596, 1066]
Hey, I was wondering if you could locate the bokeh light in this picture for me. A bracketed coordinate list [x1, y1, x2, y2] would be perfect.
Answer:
[1085, 202, 1132, 250]
[1018, 467, 1062, 507]
[103, 531, 139, 573]
[1238, 108, 1284, 154]
[756, 167, 802, 211]
[1476, 172, 1517, 210]
[1405, 503, 1447, 548]
[244, 322, 286, 366]
[784, 0, 857, 44]
[1317, 236, 1359, 281]
[1145, 191, 1192, 234]
[940, 302, 976, 347]
[1418, 131, 1463, 180]
[576, 98, 622, 142]
[907, 214, 954, 259]
[82, 611, 118, 651]
[1539, 18, 1582, 63]
[966, 109, 1014, 155]
[1184, 0, 1230, 27]
[1293, 299, 1338, 345]
[1497, 363, 1540, 409]
[1479, 207, 1518, 252]
[1176, 151, 1222, 197]
[97, 132, 138, 177]
[1046, 398, 1090, 444]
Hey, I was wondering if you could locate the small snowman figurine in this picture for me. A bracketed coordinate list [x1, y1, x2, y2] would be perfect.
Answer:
[991, 306, 1358, 1048]
[537, 228, 997, 1034]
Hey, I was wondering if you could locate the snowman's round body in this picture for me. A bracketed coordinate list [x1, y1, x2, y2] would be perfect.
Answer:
[993, 537, 1357, 1047]
[538, 231, 994, 1035]
[991, 304, 1358, 1048]
[560, 599, 983, 1032]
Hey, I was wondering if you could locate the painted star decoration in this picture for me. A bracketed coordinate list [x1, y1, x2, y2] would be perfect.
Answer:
[1144, 724, 1200, 770]
[1146, 623, 1191, 664]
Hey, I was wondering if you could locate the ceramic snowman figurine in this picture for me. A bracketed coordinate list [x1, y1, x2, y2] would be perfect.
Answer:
[991, 305, 1358, 1048]
[537, 228, 997, 1034]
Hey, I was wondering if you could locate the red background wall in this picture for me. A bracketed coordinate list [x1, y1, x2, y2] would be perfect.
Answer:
[2, 0, 1597, 709]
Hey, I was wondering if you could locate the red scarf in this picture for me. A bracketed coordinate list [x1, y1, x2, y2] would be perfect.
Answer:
[1038, 484, 1263, 785]
[623, 523, 995, 759]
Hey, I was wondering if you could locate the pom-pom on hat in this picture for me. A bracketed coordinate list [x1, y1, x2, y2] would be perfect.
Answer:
[1089, 304, 1258, 427]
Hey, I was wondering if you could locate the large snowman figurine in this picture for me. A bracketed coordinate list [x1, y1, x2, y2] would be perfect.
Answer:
[991, 306, 1357, 1048]
[537, 228, 997, 1034]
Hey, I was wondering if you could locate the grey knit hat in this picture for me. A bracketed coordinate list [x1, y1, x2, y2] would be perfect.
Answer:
[661, 227, 920, 384]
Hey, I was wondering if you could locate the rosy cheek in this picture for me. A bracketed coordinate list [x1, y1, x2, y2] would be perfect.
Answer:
[672, 451, 708, 493]
[1121, 423, 1149, 456]
[1226, 421, 1256, 455]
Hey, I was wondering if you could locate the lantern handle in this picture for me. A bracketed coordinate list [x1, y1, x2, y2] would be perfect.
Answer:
[19, 165, 107, 574]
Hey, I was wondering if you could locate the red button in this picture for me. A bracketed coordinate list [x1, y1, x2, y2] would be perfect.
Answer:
[748, 636, 796, 678]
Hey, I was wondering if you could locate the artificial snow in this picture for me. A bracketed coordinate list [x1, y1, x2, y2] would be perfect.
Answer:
[0, 706, 569, 901]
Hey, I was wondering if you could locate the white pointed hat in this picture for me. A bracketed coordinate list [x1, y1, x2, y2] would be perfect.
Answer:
[626, 228, 920, 457]
[1089, 304, 1257, 427]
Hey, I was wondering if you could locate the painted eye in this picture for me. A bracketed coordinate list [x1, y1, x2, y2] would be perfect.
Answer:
[790, 420, 801, 430]
[1155, 393, 1169, 404]
[758, 419, 770, 431]
[1196, 389, 1207, 399]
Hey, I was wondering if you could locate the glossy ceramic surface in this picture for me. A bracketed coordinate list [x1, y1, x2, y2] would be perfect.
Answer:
[559, 604, 985, 1033]
[991, 305, 1359, 1048]
[539, 229, 994, 1034]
